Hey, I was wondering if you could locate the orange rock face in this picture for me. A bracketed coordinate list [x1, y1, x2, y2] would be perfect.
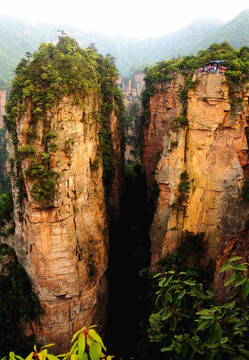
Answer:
[8, 94, 123, 351]
[142, 73, 249, 268]
[142, 75, 185, 200]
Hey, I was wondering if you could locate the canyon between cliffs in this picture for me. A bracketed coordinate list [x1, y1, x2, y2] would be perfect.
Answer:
[1, 43, 249, 357]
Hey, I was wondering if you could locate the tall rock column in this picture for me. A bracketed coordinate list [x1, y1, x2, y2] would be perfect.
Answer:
[5, 38, 124, 351]
[142, 75, 185, 201]
[9, 95, 109, 350]
[143, 73, 249, 268]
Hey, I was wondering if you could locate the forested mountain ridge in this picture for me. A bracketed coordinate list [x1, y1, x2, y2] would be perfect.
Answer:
[193, 9, 249, 53]
[0, 10, 248, 80]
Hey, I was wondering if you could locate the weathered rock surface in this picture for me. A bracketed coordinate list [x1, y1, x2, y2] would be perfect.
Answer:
[8, 94, 123, 350]
[142, 73, 249, 269]
[142, 75, 185, 200]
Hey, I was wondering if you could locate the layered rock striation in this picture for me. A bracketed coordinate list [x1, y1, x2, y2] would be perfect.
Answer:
[142, 73, 249, 268]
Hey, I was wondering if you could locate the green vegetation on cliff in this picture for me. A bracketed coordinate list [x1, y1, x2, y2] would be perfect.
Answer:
[2, 325, 111, 360]
[5, 34, 123, 208]
[149, 256, 249, 360]
[143, 41, 249, 85]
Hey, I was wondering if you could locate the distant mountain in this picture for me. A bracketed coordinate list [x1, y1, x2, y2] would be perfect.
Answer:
[0, 10, 248, 82]
[0, 15, 45, 83]
[193, 9, 249, 53]
[137, 17, 224, 63]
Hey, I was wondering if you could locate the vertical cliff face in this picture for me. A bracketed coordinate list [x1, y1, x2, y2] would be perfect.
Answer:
[5, 38, 124, 350]
[142, 75, 185, 200]
[142, 73, 249, 268]
[119, 72, 144, 109]
[8, 95, 106, 349]
[119, 72, 145, 161]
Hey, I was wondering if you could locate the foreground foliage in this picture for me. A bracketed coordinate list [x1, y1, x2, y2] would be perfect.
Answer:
[149, 256, 249, 359]
[2, 326, 112, 360]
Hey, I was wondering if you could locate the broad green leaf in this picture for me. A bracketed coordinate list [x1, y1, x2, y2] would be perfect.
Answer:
[37, 352, 44, 360]
[199, 314, 214, 320]
[41, 344, 55, 350]
[215, 323, 222, 343]
[161, 346, 174, 352]
[153, 273, 162, 278]
[162, 295, 167, 307]
[69, 341, 78, 355]
[78, 333, 86, 358]
[47, 355, 59, 360]
[158, 277, 166, 287]
[164, 275, 173, 287]
[183, 280, 196, 286]
[219, 263, 232, 273]
[226, 256, 242, 264]
[197, 309, 215, 315]
[88, 329, 106, 351]
[197, 320, 211, 332]
[38, 350, 47, 360]
[177, 289, 186, 300]
[225, 300, 235, 310]
[160, 308, 172, 320]
[70, 354, 78, 360]
[242, 279, 249, 298]
[89, 343, 101, 360]
[239, 347, 249, 356]
[9, 353, 15, 360]
[171, 317, 177, 332]
[232, 263, 247, 271]
[72, 328, 86, 343]
[225, 272, 236, 287]
[166, 292, 173, 303]
[209, 326, 217, 345]
[235, 276, 247, 287]
[220, 337, 228, 344]
[82, 354, 88, 360]
[25, 353, 34, 360]
[15, 356, 24, 360]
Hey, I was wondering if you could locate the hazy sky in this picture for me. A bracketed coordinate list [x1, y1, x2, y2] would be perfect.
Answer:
[1, 0, 249, 38]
